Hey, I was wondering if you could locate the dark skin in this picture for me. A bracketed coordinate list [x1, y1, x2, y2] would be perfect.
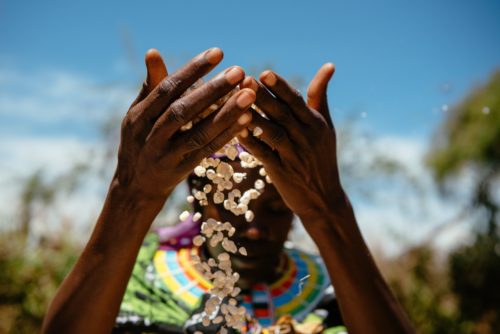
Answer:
[42, 48, 414, 334]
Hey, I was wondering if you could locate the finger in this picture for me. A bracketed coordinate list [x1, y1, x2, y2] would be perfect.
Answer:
[145, 48, 168, 91]
[240, 76, 304, 140]
[137, 47, 223, 123]
[237, 130, 281, 170]
[248, 108, 298, 159]
[167, 89, 255, 156]
[307, 63, 335, 126]
[260, 70, 316, 124]
[130, 49, 169, 108]
[147, 66, 245, 146]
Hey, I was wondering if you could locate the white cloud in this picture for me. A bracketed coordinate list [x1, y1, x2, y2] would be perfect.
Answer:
[0, 65, 135, 133]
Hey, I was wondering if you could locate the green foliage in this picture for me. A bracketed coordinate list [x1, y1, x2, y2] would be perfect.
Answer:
[449, 234, 500, 332]
[386, 247, 473, 334]
[428, 70, 500, 180]
[0, 232, 79, 333]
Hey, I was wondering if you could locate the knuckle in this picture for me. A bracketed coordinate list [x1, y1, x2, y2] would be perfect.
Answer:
[187, 130, 209, 150]
[167, 100, 189, 125]
[158, 77, 177, 96]
[206, 140, 221, 154]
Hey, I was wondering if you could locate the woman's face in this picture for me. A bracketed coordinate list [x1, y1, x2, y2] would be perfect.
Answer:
[199, 160, 294, 286]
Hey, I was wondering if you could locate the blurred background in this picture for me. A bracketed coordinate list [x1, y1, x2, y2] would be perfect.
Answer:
[0, 0, 499, 332]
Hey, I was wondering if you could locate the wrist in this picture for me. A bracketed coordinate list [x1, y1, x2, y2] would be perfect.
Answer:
[298, 187, 351, 225]
[87, 178, 167, 254]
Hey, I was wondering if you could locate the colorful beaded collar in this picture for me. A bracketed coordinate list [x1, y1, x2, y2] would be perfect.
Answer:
[153, 246, 331, 327]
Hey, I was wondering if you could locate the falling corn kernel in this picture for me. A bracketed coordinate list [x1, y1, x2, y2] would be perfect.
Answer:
[179, 210, 190, 221]
[252, 126, 263, 137]
[193, 235, 205, 247]
[254, 179, 265, 191]
[245, 210, 254, 222]
[213, 191, 224, 204]
[194, 165, 206, 177]
[193, 212, 202, 222]
[239, 247, 247, 256]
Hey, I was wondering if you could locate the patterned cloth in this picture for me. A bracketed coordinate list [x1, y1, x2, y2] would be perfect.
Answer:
[114, 233, 347, 333]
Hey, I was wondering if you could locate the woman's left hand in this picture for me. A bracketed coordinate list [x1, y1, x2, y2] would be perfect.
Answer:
[238, 64, 344, 223]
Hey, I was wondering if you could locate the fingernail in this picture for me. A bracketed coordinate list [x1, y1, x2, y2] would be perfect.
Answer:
[239, 128, 249, 138]
[237, 112, 252, 125]
[262, 71, 277, 86]
[205, 48, 223, 64]
[225, 67, 244, 85]
[236, 91, 255, 108]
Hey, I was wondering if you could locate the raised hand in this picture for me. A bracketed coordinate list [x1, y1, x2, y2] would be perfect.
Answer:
[115, 48, 255, 201]
[238, 64, 339, 222]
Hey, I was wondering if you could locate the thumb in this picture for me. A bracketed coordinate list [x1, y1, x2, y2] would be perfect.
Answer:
[307, 63, 335, 126]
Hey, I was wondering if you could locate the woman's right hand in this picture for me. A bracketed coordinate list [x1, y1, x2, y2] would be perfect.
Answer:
[114, 48, 255, 201]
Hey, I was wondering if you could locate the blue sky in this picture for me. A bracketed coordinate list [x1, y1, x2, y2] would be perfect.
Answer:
[1, 0, 499, 138]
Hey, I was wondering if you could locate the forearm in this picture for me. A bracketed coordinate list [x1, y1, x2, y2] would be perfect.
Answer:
[42, 179, 167, 334]
[303, 193, 414, 334]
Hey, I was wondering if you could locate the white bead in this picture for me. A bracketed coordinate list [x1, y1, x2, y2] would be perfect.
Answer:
[193, 235, 205, 247]
[218, 252, 230, 261]
[244, 210, 254, 222]
[222, 222, 232, 231]
[252, 126, 263, 137]
[225, 145, 239, 160]
[254, 179, 265, 191]
[265, 175, 272, 183]
[194, 191, 206, 200]
[206, 169, 216, 180]
[193, 212, 202, 222]
[186, 195, 195, 203]
[222, 180, 233, 190]
[238, 247, 247, 256]
[232, 172, 246, 183]
[194, 165, 206, 177]
[231, 287, 241, 297]
[213, 192, 224, 204]
[203, 184, 212, 193]
[179, 210, 190, 221]
[238, 151, 251, 162]
[200, 158, 210, 168]
[216, 162, 234, 178]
